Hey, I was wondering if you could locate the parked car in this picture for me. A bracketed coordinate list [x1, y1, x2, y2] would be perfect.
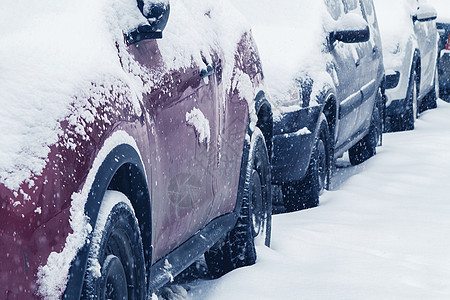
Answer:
[231, 0, 385, 211]
[375, 0, 439, 131]
[0, 0, 273, 298]
[430, 0, 450, 100]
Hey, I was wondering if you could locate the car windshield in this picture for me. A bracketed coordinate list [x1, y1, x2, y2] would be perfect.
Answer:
[230, 0, 332, 109]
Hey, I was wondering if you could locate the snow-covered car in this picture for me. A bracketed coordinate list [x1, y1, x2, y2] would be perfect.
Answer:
[430, 0, 450, 100]
[231, 0, 385, 211]
[0, 0, 273, 298]
[375, 0, 439, 131]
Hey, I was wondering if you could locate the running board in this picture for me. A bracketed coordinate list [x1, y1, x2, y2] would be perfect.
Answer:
[149, 212, 237, 293]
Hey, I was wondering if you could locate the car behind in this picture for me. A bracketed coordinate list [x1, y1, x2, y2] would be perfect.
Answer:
[430, 0, 450, 100]
[375, 0, 439, 131]
[231, 0, 385, 211]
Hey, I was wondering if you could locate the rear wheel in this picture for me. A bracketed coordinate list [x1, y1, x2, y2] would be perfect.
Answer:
[394, 70, 418, 131]
[205, 129, 271, 278]
[349, 100, 381, 166]
[82, 191, 147, 300]
[282, 117, 330, 212]
[420, 66, 438, 112]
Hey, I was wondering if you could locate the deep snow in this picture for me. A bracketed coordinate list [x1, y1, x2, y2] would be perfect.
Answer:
[181, 99, 450, 299]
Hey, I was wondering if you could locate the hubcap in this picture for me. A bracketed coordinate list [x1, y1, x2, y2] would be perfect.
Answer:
[101, 255, 128, 300]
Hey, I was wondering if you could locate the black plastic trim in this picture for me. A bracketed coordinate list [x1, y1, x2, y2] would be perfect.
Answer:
[126, 25, 163, 44]
[63, 144, 148, 299]
[149, 213, 236, 293]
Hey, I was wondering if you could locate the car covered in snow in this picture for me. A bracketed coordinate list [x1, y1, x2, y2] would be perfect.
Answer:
[430, 0, 450, 100]
[374, 0, 439, 131]
[232, 0, 385, 211]
[0, 0, 273, 298]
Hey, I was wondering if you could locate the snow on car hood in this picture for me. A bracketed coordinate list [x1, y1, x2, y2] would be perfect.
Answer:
[0, 0, 251, 193]
[374, 0, 416, 70]
[0, 0, 149, 191]
[429, 0, 450, 23]
[229, 0, 334, 117]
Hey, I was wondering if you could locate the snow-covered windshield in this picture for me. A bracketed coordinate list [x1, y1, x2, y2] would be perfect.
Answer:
[229, 0, 332, 112]
[373, 0, 416, 69]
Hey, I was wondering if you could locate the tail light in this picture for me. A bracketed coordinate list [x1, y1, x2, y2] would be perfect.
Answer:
[446, 33, 450, 50]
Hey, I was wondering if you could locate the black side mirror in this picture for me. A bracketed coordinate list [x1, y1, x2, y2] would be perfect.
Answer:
[413, 4, 437, 22]
[127, 1, 170, 44]
[329, 26, 370, 45]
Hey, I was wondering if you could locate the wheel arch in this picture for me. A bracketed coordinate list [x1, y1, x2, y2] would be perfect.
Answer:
[321, 91, 338, 145]
[254, 90, 273, 160]
[63, 143, 151, 299]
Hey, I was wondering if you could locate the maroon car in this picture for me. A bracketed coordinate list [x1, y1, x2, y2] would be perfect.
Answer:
[0, 1, 272, 298]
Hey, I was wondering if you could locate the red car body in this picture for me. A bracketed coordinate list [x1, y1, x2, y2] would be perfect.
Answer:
[0, 1, 271, 298]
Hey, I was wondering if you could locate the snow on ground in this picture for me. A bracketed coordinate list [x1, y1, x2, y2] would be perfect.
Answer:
[183, 99, 450, 299]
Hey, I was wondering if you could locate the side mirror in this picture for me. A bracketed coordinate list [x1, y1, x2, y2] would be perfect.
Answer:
[413, 4, 437, 22]
[329, 14, 370, 45]
[127, 1, 170, 44]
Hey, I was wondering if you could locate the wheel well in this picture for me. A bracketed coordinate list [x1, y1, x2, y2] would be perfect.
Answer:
[323, 96, 337, 143]
[256, 100, 273, 161]
[107, 163, 152, 275]
[414, 52, 421, 93]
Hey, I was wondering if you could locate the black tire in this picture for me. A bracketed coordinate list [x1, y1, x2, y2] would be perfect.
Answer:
[349, 101, 381, 166]
[420, 66, 438, 112]
[282, 117, 330, 212]
[205, 129, 271, 278]
[82, 191, 147, 300]
[392, 70, 418, 131]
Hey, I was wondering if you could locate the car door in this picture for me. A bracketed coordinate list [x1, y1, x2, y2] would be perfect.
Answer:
[355, 0, 382, 131]
[127, 39, 219, 261]
[325, 0, 363, 149]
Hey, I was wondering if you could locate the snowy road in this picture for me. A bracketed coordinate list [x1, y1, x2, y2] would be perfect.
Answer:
[179, 100, 450, 300]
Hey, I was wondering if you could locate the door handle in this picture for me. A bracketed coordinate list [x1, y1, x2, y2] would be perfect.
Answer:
[200, 64, 215, 78]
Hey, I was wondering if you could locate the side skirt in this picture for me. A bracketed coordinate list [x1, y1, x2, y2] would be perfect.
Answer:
[149, 212, 237, 293]
[334, 126, 370, 159]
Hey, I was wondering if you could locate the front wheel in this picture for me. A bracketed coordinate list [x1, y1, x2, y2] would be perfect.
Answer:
[205, 129, 271, 278]
[282, 117, 330, 212]
[82, 191, 147, 300]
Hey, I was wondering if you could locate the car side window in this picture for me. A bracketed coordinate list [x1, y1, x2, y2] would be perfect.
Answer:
[325, 0, 344, 21]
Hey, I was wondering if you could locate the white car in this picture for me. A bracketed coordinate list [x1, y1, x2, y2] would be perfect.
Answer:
[375, 0, 439, 131]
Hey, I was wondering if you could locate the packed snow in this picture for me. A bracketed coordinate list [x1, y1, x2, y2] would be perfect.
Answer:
[186, 108, 211, 146]
[178, 100, 450, 299]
